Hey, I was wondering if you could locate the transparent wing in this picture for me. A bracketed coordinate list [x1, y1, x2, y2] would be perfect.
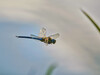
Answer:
[30, 34, 40, 38]
[39, 28, 46, 37]
[45, 43, 48, 46]
[49, 33, 60, 39]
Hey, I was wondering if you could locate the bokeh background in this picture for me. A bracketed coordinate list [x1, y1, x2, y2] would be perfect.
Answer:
[0, 0, 100, 75]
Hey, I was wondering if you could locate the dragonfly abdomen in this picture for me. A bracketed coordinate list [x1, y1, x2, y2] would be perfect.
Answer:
[16, 36, 42, 40]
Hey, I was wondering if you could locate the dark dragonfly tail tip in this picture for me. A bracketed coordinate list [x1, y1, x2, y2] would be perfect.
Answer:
[16, 36, 19, 38]
[16, 36, 22, 38]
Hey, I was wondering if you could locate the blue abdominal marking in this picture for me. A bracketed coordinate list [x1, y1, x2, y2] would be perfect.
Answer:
[16, 36, 42, 41]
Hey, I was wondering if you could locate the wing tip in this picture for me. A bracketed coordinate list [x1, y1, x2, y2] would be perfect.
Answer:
[57, 33, 60, 36]
[42, 27, 46, 30]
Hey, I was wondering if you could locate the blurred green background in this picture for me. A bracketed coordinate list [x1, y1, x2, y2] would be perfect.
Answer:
[0, 0, 100, 75]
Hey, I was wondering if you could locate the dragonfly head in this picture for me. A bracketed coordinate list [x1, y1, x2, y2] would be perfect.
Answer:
[52, 39, 56, 44]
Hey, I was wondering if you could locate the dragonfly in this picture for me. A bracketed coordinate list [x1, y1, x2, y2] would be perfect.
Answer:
[16, 28, 60, 45]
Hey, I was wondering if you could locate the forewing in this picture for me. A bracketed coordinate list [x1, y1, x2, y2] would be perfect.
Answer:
[30, 34, 40, 38]
[30, 34, 41, 39]
[39, 28, 46, 37]
[49, 33, 60, 39]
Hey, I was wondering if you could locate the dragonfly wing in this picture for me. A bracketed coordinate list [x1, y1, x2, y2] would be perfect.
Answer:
[30, 34, 40, 38]
[45, 43, 48, 46]
[39, 28, 46, 37]
[49, 33, 60, 39]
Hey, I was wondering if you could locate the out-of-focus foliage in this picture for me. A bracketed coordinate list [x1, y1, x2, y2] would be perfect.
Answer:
[81, 9, 100, 33]
[45, 64, 57, 75]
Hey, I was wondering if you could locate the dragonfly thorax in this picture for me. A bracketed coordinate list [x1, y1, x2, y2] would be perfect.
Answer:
[40, 37, 56, 44]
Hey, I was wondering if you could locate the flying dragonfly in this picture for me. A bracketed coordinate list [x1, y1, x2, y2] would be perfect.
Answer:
[16, 28, 60, 45]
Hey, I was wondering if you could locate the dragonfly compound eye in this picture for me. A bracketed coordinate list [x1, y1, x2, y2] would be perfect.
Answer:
[52, 39, 56, 44]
